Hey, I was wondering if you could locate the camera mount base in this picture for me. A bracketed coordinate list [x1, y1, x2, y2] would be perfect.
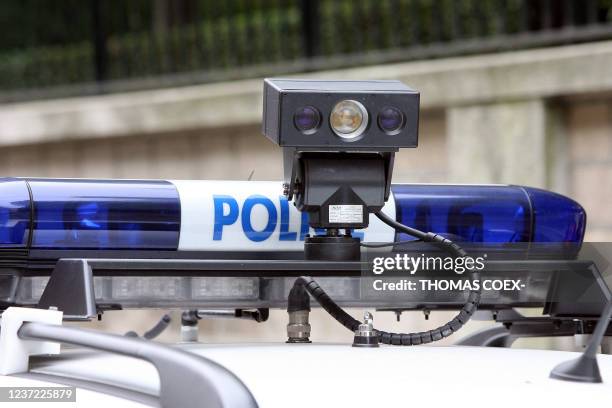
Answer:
[304, 234, 360, 261]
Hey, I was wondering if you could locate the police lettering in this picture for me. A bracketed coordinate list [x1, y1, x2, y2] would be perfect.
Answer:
[213, 195, 309, 242]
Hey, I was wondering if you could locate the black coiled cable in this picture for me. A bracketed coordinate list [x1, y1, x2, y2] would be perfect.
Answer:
[293, 211, 482, 345]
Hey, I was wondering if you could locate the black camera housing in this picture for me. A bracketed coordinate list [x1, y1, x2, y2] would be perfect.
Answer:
[262, 79, 419, 149]
[261, 78, 420, 260]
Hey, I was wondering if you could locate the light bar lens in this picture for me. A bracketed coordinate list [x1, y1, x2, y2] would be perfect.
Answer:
[11, 274, 552, 309]
[191, 277, 259, 300]
[392, 185, 586, 245]
[107, 276, 260, 303]
[522, 187, 586, 242]
[29, 179, 180, 250]
[112, 276, 184, 300]
[0, 179, 30, 246]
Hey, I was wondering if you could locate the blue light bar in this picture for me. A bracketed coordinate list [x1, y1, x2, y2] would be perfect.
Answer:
[392, 185, 585, 244]
[0, 178, 585, 252]
[0, 178, 180, 250]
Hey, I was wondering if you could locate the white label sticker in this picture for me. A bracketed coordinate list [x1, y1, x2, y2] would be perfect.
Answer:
[328, 205, 363, 224]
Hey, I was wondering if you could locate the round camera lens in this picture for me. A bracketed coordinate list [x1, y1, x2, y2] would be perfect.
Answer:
[378, 107, 404, 134]
[330, 100, 368, 139]
[294, 106, 321, 134]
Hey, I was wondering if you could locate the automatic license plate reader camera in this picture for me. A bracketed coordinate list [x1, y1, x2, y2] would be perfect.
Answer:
[262, 79, 419, 261]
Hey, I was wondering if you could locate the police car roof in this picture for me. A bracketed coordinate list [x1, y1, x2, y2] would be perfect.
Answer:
[22, 343, 612, 407]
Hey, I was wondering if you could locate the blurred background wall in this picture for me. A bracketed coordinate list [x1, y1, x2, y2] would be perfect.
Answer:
[1, 0, 611, 346]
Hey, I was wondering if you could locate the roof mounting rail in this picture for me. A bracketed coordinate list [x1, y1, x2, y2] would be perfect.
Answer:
[0, 307, 258, 408]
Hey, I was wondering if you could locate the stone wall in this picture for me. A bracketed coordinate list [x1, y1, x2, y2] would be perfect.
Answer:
[565, 98, 612, 241]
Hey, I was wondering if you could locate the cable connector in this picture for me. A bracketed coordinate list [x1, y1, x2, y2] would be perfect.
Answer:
[287, 310, 312, 343]
[287, 281, 312, 343]
[352, 311, 379, 348]
[180, 310, 200, 343]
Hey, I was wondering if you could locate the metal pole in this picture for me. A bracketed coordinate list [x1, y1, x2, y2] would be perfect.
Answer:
[91, 0, 108, 83]
[300, 0, 320, 58]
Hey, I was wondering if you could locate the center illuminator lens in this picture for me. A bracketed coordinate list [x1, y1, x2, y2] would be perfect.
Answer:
[330, 100, 368, 139]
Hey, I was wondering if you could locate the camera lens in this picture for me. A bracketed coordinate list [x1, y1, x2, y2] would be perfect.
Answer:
[330, 100, 368, 139]
[294, 106, 321, 134]
[378, 107, 404, 134]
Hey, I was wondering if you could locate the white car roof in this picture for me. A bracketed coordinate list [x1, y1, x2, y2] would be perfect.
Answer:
[19, 343, 612, 407]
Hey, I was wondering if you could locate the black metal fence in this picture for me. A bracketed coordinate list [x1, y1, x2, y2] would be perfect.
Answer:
[1, 0, 612, 100]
